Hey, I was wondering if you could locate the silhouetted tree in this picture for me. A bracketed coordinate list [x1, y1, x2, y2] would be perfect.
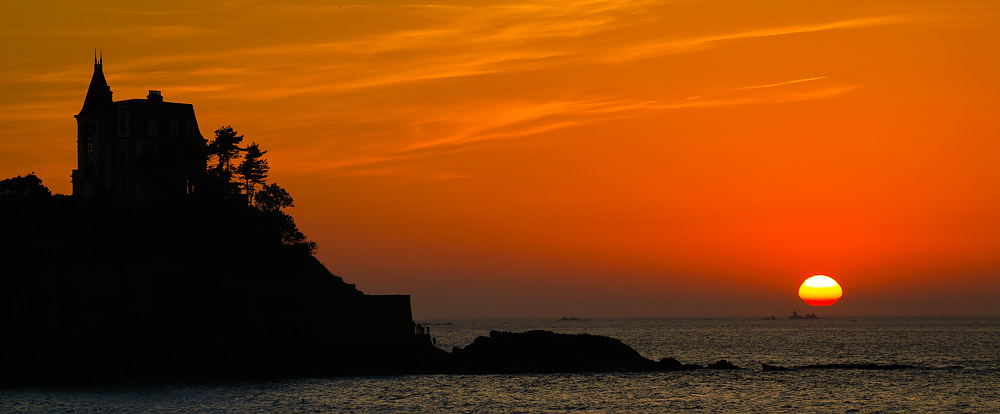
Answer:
[202, 125, 317, 254]
[0, 173, 51, 200]
[255, 183, 293, 213]
[272, 211, 317, 254]
[206, 126, 244, 174]
[236, 142, 269, 206]
[253, 183, 314, 253]
[204, 126, 245, 198]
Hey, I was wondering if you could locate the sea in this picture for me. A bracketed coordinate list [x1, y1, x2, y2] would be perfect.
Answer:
[2, 317, 998, 413]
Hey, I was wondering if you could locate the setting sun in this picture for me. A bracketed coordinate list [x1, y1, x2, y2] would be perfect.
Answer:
[798, 275, 843, 306]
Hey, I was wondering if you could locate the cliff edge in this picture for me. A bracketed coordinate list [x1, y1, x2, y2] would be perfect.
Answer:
[0, 192, 444, 384]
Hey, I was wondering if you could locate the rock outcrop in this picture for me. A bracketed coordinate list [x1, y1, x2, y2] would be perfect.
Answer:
[706, 359, 740, 370]
[450, 330, 657, 373]
[448, 330, 742, 374]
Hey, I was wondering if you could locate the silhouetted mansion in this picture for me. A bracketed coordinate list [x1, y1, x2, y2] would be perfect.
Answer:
[72, 55, 206, 200]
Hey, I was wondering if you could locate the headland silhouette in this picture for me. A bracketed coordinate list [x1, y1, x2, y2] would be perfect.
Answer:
[0, 59, 927, 385]
[1, 59, 444, 384]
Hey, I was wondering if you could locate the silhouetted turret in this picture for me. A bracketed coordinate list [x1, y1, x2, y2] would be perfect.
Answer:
[78, 51, 112, 116]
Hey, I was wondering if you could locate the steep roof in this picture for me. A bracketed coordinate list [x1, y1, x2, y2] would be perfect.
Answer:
[78, 60, 112, 116]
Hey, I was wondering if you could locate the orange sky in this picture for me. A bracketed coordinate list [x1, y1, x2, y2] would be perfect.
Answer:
[3, 0, 1000, 318]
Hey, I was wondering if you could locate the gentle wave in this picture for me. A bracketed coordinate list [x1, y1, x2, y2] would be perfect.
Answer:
[2, 317, 998, 413]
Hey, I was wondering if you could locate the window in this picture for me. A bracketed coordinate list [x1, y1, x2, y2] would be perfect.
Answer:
[85, 133, 94, 155]
[170, 123, 179, 137]
[148, 121, 157, 137]
[148, 176, 160, 193]
[118, 146, 128, 168]
[117, 108, 129, 137]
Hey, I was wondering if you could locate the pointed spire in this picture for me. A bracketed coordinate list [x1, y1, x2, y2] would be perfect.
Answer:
[79, 54, 112, 116]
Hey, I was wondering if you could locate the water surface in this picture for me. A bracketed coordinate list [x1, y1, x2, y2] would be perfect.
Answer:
[3, 318, 997, 413]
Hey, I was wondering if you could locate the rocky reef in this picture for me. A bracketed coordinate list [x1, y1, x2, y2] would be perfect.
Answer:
[448, 330, 740, 374]
[789, 311, 822, 319]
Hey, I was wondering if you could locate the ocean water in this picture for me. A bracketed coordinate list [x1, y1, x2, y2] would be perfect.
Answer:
[2, 318, 998, 413]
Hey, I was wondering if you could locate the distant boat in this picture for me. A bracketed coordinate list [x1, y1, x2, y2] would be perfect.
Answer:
[789, 311, 823, 320]
[558, 317, 591, 321]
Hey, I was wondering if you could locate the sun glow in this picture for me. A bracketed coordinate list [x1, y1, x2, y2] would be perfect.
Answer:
[798, 275, 843, 306]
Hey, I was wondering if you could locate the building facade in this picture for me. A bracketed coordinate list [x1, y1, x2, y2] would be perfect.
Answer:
[72, 57, 206, 200]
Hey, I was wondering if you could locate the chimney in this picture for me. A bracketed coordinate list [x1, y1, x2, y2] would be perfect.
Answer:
[147, 90, 163, 103]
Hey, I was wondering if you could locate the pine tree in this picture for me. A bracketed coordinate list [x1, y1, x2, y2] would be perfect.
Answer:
[205, 126, 245, 198]
[236, 142, 269, 206]
[206, 125, 244, 174]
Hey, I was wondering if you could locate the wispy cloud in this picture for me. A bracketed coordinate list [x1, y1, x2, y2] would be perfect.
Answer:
[339, 166, 474, 181]
[603, 15, 921, 63]
[683, 76, 858, 104]
[16, 2, 917, 107]
[406, 78, 860, 152]
[46, 25, 220, 39]
[305, 77, 862, 177]
[15, 0, 645, 93]
[737, 76, 829, 90]
[0, 0, 925, 185]
[59, 6, 203, 16]
[0, 101, 76, 122]
[178, 13, 910, 100]
[671, 85, 861, 109]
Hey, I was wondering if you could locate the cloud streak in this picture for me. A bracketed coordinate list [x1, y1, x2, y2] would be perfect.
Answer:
[737, 76, 829, 90]
[310, 77, 862, 177]
[0, 1, 928, 184]
[14, 3, 918, 107]
[603, 15, 921, 63]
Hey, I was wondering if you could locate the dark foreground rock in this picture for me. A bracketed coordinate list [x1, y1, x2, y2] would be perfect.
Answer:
[706, 359, 740, 370]
[657, 357, 705, 371]
[447, 330, 741, 374]
[450, 330, 655, 373]
[762, 363, 790, 371]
